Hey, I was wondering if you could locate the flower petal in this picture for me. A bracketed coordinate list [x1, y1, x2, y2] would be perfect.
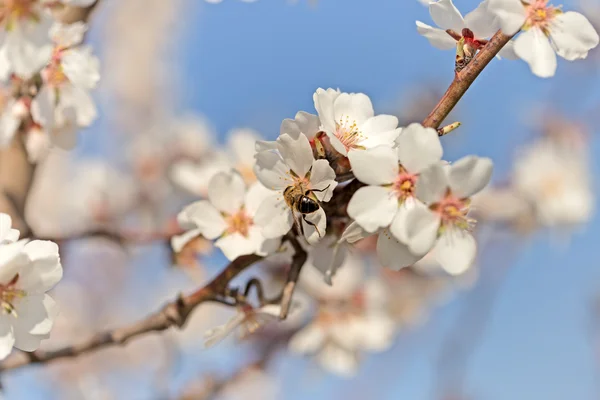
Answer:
[171, 228, 203, 253]
[289, 323, 325, 354]
[433, 229, 477, 275]
[415, 163, 448, 204]
[313, 88, 341, 134]
[254, 151, 294, 191]
[347, 186, 397, 233]
[0, 317, 15, 360]
[488, 0, 527, 36]
[348, 145, 398, 186]
[309, 159, 338, 202]
[215, 230, 261, 261]
[302, 208, 327, 245]
[464, 0, 499, 39]
[19, 240, 63, 293]
[177, 200, 227, 240]
[404, 203, 441, 256]
[280, 111, 321, 140]
[333, 92, 374, 125]
[448, 156, 493, 198]
[277, 133, 314, 178]
[208, 170, 246, 214]
[0, 214, 19, 244]
[254, 194, 294, 238]
[514, 27, 557, 78]
[551, 11, 599, 61]
[416, 21, 458, 50]
[377, 230, 424, 271]
[244, 182, 273, 216]
[429, 0, 465, 32]
[396, 123, 443, 173]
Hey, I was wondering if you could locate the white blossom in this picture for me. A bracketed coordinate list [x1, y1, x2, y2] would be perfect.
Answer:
[254, 132, 337, 244]
[488, 0, 599, 77]
[174, 170, 278, 260]
[0, 214, 63, 359]
[313, 88, 401, 159]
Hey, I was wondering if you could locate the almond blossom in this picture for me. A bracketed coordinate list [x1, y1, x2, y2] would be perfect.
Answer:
[31, 21, 99, 149]
[174, 170, 278, 260]
[397, 156, 493, 274]
[313, 88, 401, 160]
[488, 0, 599, 77]
[254, 132, 337, 244]
[417, 0, 516, 59]
[347, 123, 443, 269]
[0, 214, 63, 360]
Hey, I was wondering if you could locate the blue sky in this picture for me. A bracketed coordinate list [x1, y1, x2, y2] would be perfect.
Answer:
[6, 0, 600, 399]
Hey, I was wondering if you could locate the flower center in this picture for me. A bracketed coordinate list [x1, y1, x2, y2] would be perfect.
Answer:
[42, 61, 69, 87]
[236, 163, 256, 184]
[225, 208, 253, 237]
[334, 116, 364, 151]
[539, 174, 565, 198]
[431, 191, 474, 232]
[524, 0, 560, 34]
[0, 274, 25, 317]
[0, 0, 39, 28]
[391, 167, 417, 202]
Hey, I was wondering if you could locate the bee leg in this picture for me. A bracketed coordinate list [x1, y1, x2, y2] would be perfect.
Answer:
[301, 214, 322, 238]
[306, 184, 331, 195]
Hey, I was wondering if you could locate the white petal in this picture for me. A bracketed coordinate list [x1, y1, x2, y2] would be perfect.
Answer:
[276, 133, 314, 178]
[464, 0, 499, 39]
[0, 317, 15, 360]
[289, 324, 325, 354]
[171, 228, 203, 253]
[0, 214, 19, 244]
[448, 156, 493, 198]
[514, 27, 557, 78]
[348, 145, 398, 186]
[396, 123, 443, 173]
[12, 294, 56, 340]
[280, 111, 321, 140]
[389, 201, 414, 243]
[19, 240, 63, 293]
[177, 200, 226, 240]
[433, 230, 477, 275]
[339, 221, 373, 244]
[254, 151, 294, 191]
[415, 163, 448, 204]
[302, 208, 326, 245]
[488, 0, 527, 35]
[215, 231, 261, 261]
[208, 170, 246, 214]
[358, 313, 395, 351]
[416, 21, 458, 50]
[377, 230, 424, 271]
[429, 0, 465, 32]
[313, 88, 341, 134]
[498, 40, 519, 59]
[333, 92, 374, 125]
[404, 203, 441, 256]
[551, 12, 599, 61]
[244, 182, 273, 216]
[254, 194, 294, 239]
[30, 85, 56, 128]
[317, 344, 358, 377]
[58, 85, 97, 127]
[61, 46, 100, 89]
[347, 186, 398, 233]
[309, 159, 338, 202]
[50, 22, 87, 48]
[228, 128, 261, 167]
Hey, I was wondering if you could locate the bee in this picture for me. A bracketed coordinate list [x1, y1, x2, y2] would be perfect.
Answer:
[283, 184, 330, 238]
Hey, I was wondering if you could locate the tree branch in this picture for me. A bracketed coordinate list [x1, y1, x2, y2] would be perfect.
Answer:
[422, 30, 514, 129]
[0, 254, 263, 372]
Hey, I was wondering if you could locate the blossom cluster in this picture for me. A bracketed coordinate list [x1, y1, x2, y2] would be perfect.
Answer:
[0, 0, 100, 162]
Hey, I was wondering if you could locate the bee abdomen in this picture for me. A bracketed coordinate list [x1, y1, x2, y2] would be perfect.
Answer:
[298, 196, 319, 214]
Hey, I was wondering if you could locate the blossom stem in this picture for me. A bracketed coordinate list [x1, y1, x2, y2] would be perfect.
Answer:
[422, 30, 514, 129]
[279, 235, 307, 319]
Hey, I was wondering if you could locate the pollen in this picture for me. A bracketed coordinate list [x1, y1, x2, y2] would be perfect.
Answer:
[523, 0, 561, 35]
[334, 116, 364, 152]
[390, 167, 417, 202]
[0, 274, 25, 317]
[432, 191, 475, 232]
[225, 208, 254, 237]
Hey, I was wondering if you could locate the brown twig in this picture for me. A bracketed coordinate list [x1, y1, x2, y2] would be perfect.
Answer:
[279, 236, 307, 319]
[0, 254, 263, 372]
[422, 30, 514, 129]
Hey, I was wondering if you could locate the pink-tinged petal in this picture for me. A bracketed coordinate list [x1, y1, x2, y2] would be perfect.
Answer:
[254, 194, 294, 238]
[404, 203, 441, 256]
[302, 208, 327, 245]
[488, 0, 527, 36]
[333, 92, 374, 125]
[396, 123, 443, 173]
[464, 0, 499, 39]
[429, 0, 465, 32]
[254, 151, 294, 190]
[347, 186, 398, 233]
[551, 12, 599, 61]
[313, 88, 340, 134]
[348, 145, 398, 186]
[309, 159, 337, 202]
[177, 200, 226, 240]
[448, 156, 493, 198]
[514, 28, 557, 78]
[416, 21, 458, 50]
[215, 231, 260, 261]
[433, 229, 477, 275]
[415, 163, 448, 204]
[12, 294, 55, 342]
[377, 230, 424, 271]
[208, 170, 246, 214]
[58, 85, 97, 127]
[289, 323, 325, 354]
[276, 133, 314, 178]
[280, 111, 321, 140]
